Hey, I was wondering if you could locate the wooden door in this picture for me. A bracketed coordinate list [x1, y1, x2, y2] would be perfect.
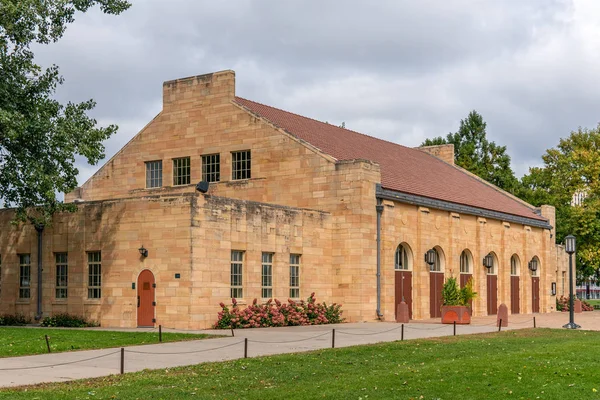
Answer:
[430, 272, 444, 318]
[137, 270, 155, 327]
[532, 277, 540, 313]
[395, 271, 412, 319]
[487, 275, 498, 315]
[460, 274, 473, 312]
[510, 276, 520, 314]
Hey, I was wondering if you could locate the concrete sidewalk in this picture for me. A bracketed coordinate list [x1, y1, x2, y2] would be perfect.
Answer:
[1, 312, 598, 388]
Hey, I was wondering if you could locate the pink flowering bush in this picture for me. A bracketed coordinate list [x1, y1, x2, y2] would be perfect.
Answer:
[214, 293, 344, 329]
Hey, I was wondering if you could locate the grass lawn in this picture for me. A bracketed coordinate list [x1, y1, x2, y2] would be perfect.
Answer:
[0, 327, 215, 358]
[586, 299, 600, 306]
[2, 328, 600, 399]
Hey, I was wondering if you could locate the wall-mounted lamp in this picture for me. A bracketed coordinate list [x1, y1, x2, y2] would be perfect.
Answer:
[424, 249, 436, 266]
[139, 245, 148, 258]
[528, 257, 538, 272]
[551, 282, 557, 296]
[483, 253, 494, 269]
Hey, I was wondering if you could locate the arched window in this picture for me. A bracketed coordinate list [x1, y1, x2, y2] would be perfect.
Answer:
[486, 252, 498, 275]
[395, 244, 410, 270]
[510, 255, 520, 276]
[460, 250, 471, 274]
[431, 247, 444, 272]
[530, 256, 540, 277]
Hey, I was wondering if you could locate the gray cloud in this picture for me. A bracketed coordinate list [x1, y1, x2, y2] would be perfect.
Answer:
[29, 0, 599, 185]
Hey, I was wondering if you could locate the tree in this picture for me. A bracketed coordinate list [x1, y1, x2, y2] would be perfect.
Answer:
[521, 126, 600, 278]
[421, 110, 520, 194]
[0, 0, 131, 225]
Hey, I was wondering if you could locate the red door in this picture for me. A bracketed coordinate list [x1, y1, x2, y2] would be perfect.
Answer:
[430, 272, 444, 318]
[137, 270, 155, 327]
[487, 275, 498, 315]
[511, 276, 520, 314]
[532, 277, 540, 313]
[395, 271, 413, 319]
[460, 274, 473, 312]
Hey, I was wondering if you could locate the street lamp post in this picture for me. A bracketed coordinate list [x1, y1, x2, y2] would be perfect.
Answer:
[563, 234, 580, 329]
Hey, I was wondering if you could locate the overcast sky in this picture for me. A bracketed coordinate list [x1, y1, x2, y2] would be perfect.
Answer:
[33, 0, 600, 185]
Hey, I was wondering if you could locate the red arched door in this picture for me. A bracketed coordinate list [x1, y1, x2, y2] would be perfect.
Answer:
[511, 276, 520, 314]
[430, 272, 444, 318]
[137, 270, 155, 327]
[487, 274, 498, 315]
[532, 277, 540, 313]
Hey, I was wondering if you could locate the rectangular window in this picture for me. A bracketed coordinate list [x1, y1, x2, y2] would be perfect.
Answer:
[232, 150, 251, 180]
[290, 254, 300, 299]
[202, 154, 220, 183]
[19, 254, 31, 299]
[172, 157, 191, 186]
[55, 253, 68, 299]
[261, 253, 273, 299]
[145, 160, 163, 188]
[231, 251, 244, 299]
[88, 252, 102, 299]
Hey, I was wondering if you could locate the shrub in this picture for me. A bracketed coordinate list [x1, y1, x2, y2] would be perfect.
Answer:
[40, 313, 98, 328]
[214, 293, 344, 329]
[0, 313, 30, 326]
[556, 296, 594, 312]
[442, 277, 477, 307]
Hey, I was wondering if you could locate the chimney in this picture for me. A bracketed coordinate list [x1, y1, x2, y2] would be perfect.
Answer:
[162, 70, 235, 111]
[417, 144, 455, 165]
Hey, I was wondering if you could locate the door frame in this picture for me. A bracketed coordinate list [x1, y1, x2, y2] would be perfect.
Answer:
[137, 269, 156, 327]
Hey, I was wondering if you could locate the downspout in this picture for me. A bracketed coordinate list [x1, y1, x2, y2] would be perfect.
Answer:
[35, 224, 44, 320]
[376, 199, 384, 319]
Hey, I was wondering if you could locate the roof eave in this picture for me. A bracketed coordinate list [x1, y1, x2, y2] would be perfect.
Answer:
[376, 184, 552, 230]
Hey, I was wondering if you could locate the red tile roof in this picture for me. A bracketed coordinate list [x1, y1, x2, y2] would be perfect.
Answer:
[234, 97, 546, 222]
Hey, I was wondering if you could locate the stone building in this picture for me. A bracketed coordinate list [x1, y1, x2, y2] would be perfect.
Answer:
[0, 70, 569, 329]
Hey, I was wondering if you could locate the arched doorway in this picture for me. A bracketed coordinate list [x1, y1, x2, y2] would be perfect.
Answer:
[485, 252, 498, 315]
[394, 243, 413, 319]
[459, 249, 474, 311]
[429, 247, 445, 318]
[510, 255, 520, 314]
[530, 256, 540, 313]
[137, 269, 156, 327]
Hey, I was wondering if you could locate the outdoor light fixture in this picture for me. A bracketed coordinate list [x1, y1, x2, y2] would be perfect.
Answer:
[563, 234, 580, 329]
[483, 253, 494, 269]
[138, 245, 148, 258]
[528, 258, 538, 272]
[424, 249, 436, 266]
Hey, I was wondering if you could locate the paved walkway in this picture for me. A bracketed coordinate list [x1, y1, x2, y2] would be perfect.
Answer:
[1, 312, 598, 388]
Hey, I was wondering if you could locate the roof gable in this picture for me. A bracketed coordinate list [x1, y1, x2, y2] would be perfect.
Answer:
[234, 97, 546, 223]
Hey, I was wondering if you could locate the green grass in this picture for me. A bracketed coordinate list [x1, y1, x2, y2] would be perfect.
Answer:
[586, 299, 600, 306]
[0, 327, 215, 357]
[2, 329, 600, 399]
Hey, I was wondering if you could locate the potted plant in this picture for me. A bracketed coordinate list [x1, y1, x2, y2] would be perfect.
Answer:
[441, 276, 477, 324]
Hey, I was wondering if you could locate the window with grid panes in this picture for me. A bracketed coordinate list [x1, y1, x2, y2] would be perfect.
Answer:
[395, 245, 409, 270]
[430, 249, 441, 272]
[145, 160, 163, 188]
[232, 150, 251, 180]
[55, 253, 68, 299]
[289, 254, 300, 298]
[231, 251, 244, 299]
[510, 255, 518, 276]
[460, 250, 470, 273]
[88, 252, 102, 299]
[19, 254, 31, 299]
[202, 154, 220, 182]
[261, 253, 273, 299]
[172, 157, 191, 186]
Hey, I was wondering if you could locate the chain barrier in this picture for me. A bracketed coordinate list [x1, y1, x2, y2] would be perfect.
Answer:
[336, 324, 403, 336]
[404, 324, 450, 331]
[0, 350, 121, 371]
[124, 339, 244, 355]
[248, 331, 331, 344]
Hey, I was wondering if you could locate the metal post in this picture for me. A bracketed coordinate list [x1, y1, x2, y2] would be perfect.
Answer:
[45, 335, 51, 353]
[244, 338, 248, 358]
[231, 327, 235, 337]
[159, 325, 162, 342]
[533, 317, 536, 328]
[401, 324, 404, 341]
[563, 252, 581, 329]
[120, 348, 125, 374]
[498, 319, 502, 332]
[453, 321, 456, 336]
[332, 329, 336, 349]
[375, 201, 384, 318]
